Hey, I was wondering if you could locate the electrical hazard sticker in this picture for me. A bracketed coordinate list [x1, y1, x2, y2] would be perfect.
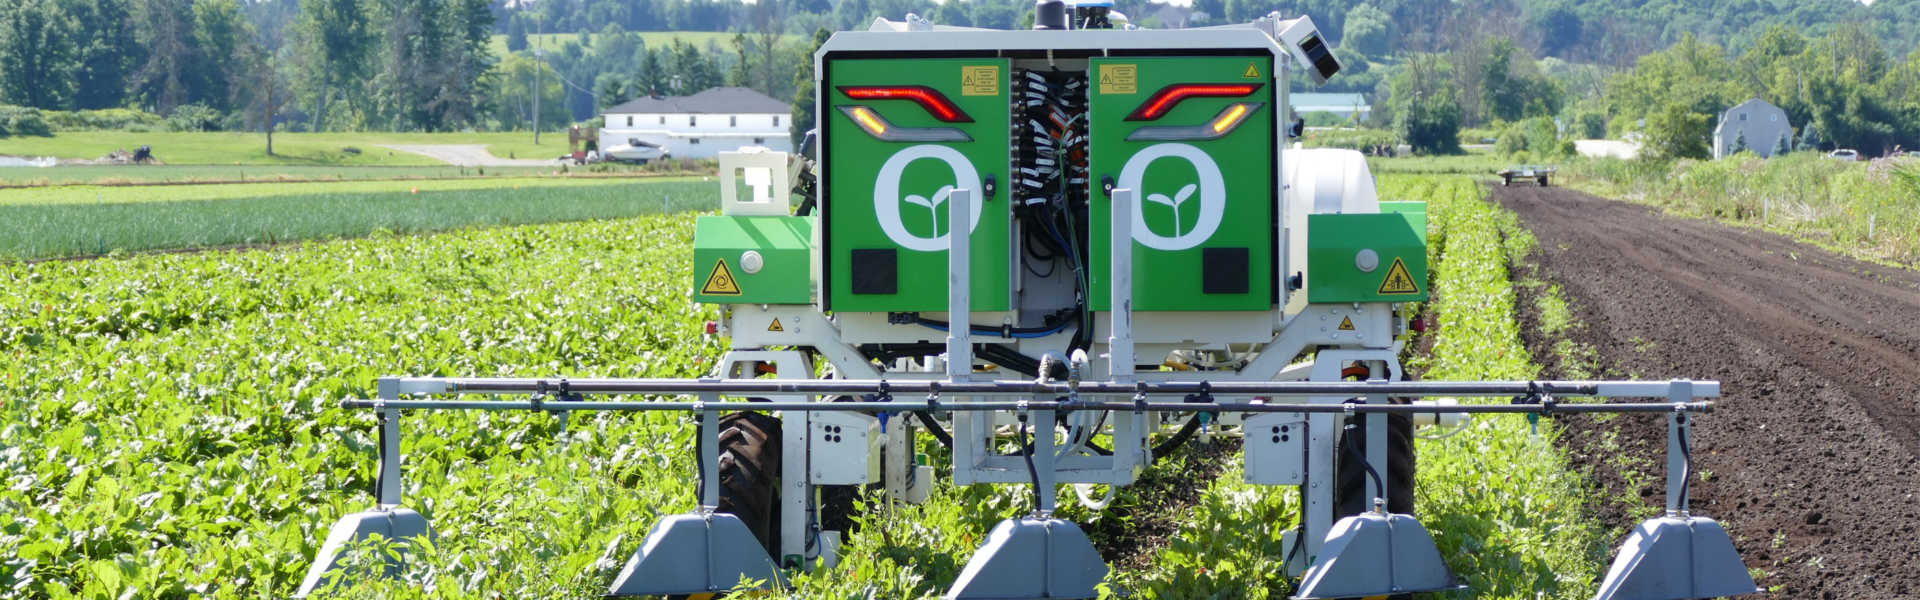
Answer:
[1099, 64, 1137, 94]
[1339, 316, 1355, 330]
[767, 318, 785, 332]
[962, 66, 1000, 96]
[1377, 257, 1420, 295]
[1243, 61, 1262, 78]
[701, 259, 742, 296]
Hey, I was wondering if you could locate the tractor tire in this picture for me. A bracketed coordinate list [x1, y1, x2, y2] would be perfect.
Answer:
[1334, 410, 1417, 519]
[1539, 176, 1550, 186]
[695, 411, 783, 560]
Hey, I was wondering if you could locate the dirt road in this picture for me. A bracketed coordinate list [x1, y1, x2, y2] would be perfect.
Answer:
[1495, 184, 1920, 599]
[378, 144, 563, 167]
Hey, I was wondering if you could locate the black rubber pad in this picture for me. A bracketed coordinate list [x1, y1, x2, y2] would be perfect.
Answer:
[1202, 247, 1249, 294]
[850, 248, 898, 295]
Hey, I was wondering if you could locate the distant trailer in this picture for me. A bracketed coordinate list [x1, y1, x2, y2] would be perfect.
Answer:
[1498, 165, 1555, 186]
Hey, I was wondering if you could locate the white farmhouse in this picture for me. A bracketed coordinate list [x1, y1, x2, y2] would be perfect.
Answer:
[599, 87, 793, 159]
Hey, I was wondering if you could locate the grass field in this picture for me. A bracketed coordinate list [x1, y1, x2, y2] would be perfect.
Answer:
[1564, 154, 1920, 268]
[0, 177, 716, 260]
[0, 132, 588, 166]
[0, 165, 599, 186]
[0, 175, 695, 207]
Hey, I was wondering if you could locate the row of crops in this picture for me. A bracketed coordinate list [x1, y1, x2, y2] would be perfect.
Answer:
[0, 175, 1610, 598]
[0, 177, 716, 261]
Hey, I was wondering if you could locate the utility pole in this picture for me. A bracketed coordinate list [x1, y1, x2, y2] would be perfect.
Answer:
[534, 9, 543, 145]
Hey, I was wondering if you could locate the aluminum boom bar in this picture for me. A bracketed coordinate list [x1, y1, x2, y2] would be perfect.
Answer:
[382, 377, 1718, 398]
[338, 399, 1715, 414]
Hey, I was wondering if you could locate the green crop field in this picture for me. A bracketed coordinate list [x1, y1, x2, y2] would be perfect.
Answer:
[0, 175, 693, 207]
[0, 173, 1612, 598]
[0, 165, 613, 186]
[0, 176, 716, 260]
[0, 132, 588, 167]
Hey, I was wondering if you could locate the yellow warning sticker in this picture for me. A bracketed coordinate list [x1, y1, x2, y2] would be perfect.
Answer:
[1339, 316, 1355, 330]
[1377, 257, 1420, 295]
[1098, 64, 1137, 95]
[767, 318, 785, 332]
[962, 66, 1000, 96]
[1244, 61, 1262, 78]
[701, 259, 742, 296]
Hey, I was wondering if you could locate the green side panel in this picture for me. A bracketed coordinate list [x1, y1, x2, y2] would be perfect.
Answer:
[1306, 213, 1429, 303]
[1377, 201, 1428, 243]
[692, 215, 813, 305]
[1088, 56, 1275, 311]
[824, 58, 1012, 312]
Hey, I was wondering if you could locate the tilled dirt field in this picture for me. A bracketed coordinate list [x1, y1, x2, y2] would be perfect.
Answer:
[1496, 184, 1920, 599]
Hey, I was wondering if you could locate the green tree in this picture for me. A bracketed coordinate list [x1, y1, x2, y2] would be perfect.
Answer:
[372, 0, 495, 131]
[1727, 127, 1746, 156]
[1605, 33, 1744, 130]
[131, 0, 202, 114]
[667, 37, 721, 93]
[596, 73, 628, 110]
[1477, 38, 1560, 123]
[1391, 54, 1461, 155]
[0, 0, 77, 109]
[294, 0, 377, 132]
[634, 46, 667, 97]
[191, 0, 252, 112]
[1340, 3, 1392, 58]
[790, 27, 830, 147]
[506, 14, 528, 52]
[1797, 123, 1822, 152]
[1771, 130, 1791, 156]
[1642, 102, 1710, 160]
[66, 0, 139, 110]
[491, 53, 568, 131]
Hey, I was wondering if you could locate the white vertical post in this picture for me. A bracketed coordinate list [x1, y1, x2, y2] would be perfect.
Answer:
[699, 391, 721, 509]
[1110, 188, 1141, 478]
[1666, 380, 1692, 515]
[947, 189, 974, 381]
[376, 378, 403, 507]
[1109, 189, 1134, 381]
[777, 354, 811, 569]
[1035, 408, 1057, 515]
[1367, 361, 1387, 509]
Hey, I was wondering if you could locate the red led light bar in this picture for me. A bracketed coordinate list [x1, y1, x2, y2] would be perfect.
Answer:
[837, 86, 975, 123]
[1125, 83, 1264, 121]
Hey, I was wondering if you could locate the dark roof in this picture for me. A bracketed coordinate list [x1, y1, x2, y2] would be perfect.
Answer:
[603, 87, 790, 115]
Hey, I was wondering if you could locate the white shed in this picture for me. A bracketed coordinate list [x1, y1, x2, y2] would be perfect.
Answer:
[600, 87, 794, 159]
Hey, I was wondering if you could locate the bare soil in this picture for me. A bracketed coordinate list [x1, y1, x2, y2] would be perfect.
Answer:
[1495, 184, 1920, 598]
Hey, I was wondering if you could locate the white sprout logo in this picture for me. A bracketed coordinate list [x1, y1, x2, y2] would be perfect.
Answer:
[1145, 184, 1198, 238]
[1119, 143, 1225, 251]
[875, 145, 982, 252]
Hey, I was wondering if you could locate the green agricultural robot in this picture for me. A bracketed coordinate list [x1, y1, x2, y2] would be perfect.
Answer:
[301, 7, 1756, 600]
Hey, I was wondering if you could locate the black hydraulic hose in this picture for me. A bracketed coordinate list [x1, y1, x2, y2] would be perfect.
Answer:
[1151, 415, 1205, 463]
[1020, 419, 1044, 513]
[1678, 414, 1692, 512]
[916, 411, 954, 448]
[977, 343, 1041, 377]
[1343, 421, 1385, 507]
[913, 308, 1081, 337]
